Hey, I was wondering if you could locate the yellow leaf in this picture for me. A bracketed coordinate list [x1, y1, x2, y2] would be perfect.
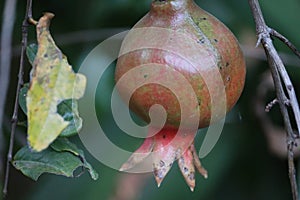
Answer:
[27, 13, 86, 151]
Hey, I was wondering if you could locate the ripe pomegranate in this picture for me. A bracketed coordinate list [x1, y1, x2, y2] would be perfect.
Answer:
[115, 0, 246, 190]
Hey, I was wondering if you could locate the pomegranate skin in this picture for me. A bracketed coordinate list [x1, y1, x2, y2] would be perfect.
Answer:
[116, 0, 246, 190]
[115, 0, 246, 129]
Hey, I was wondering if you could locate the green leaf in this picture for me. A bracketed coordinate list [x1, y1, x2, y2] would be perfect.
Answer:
[26, 43, 38, 65]
[26, 13, 86, 151]
[13, 146, 83, 181]
[51, 138, 99, 180]
[13, 138, 98, 181]
[19, 83, 29, 114]
[57, 99, 82, 137]
[51, 137, 82, 156]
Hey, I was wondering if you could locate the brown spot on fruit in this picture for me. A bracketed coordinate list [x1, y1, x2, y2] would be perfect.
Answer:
[227, 76, 231, 82]
[159, 160, 165, 167]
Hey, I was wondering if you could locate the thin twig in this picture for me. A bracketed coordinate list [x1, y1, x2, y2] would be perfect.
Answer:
[0, 0, 17, 190]
[248, 0, 300, 199]
[2, 0, 33, 197]
[265, 98, 278, 112]
[269, 28, 300, 59]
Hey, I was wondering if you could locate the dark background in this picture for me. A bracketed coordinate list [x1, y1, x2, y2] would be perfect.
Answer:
[1, 0, 300, 199]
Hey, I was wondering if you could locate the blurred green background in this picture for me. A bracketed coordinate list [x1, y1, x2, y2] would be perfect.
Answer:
[1, 0, 300, 199]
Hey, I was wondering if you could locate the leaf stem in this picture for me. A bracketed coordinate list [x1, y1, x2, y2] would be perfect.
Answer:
[248, 0, 300, 199]
[3, 0, 33, 198]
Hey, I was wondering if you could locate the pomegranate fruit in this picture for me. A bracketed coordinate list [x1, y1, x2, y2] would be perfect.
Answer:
[115, 0, 246, 190]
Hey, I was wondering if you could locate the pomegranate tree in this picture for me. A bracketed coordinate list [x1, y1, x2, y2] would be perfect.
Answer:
[115, 0, 246, 190]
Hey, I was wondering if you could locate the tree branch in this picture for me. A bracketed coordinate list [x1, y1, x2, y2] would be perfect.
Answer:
[269, 28, 300, 60]
[2, 0, 34, 198]
[248, 0, 300, 199]
[0, 0, 17, 193]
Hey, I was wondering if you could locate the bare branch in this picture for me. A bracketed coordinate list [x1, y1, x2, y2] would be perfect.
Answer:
[254, 72, 300, 158]
[2, 0, 34, 198]
[248, 0, 300, 199]
[0, 0, 17, 192]
[269, 28, 300, 60]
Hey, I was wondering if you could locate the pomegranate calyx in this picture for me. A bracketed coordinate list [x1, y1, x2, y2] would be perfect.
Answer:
[120, 128, 207, 191]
